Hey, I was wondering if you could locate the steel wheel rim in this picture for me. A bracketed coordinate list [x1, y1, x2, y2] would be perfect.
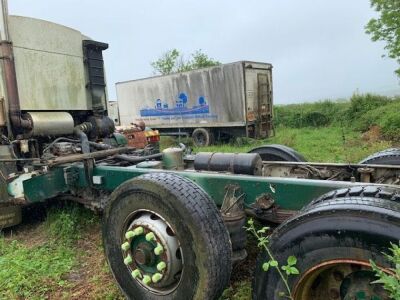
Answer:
[293, 259, 390, 300]
[120, 209, 184, 295]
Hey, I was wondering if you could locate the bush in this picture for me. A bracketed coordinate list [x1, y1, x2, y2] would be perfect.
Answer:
[347, 93, 392, 121]
[274, 94, 400, 142]
[354, 99, 400, 141]
[274, 100, 349, 128]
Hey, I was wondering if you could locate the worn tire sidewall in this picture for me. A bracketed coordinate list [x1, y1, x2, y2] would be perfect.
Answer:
[192, 128, 211, 147]
[103, 179, 210, 300]
[253, 202, 400, 299]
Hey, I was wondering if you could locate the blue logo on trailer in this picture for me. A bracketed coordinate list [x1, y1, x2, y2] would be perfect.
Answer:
[140, 92, 210, 117]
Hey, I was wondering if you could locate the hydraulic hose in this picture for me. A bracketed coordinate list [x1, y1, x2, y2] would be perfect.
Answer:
[114, 153, 162, 163]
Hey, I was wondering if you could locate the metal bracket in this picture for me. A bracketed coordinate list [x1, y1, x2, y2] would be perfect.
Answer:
[221, 184, 245, 215]
[63, 166, 79, 186]
[253, 193, 275, 210]
[83, 158, 95, 187]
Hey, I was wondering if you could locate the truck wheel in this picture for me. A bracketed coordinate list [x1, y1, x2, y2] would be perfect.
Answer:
[248, 144, 306, 162]
[252, 186, 400, 300]
[192, 128, 214, 147]
[359, 148, 400, 165]
[103, 173, 231, 300]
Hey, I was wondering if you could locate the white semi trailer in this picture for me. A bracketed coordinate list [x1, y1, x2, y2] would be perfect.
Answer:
[116, 61, 274, 146]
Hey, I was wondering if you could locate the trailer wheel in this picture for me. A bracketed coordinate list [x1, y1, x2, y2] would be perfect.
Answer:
[252, 186, 400, 300]
[248, 144, 306, 161]
[192, 128, 214, 147]
[359, 147, 400, 165]
[103, 173, 231, 300]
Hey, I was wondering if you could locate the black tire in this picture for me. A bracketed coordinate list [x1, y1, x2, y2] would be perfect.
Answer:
[192, 128, 214, 147]
[252, 186, 400, 300]
[103, 173, 231, 300]
[359, 148, 400, 165]
[248, 144, 306, 162]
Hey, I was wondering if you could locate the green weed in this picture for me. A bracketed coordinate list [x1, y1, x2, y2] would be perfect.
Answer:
[0, 204, 97, 299]
[46, 203, 96, 243]
[370, 242, 400, 300]
[0, 237, 75, 299]
[220, 280, 252, 300]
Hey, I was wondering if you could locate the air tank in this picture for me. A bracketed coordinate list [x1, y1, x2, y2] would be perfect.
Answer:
[194, 152, 262, 175]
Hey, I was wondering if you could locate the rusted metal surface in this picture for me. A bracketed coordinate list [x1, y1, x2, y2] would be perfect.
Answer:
[244, 62, 274, 138]
[46, 147, 134, 166]
[245, 207, 296, 223]
[293, 259, 392, 300]
[262, 161, 400, 184]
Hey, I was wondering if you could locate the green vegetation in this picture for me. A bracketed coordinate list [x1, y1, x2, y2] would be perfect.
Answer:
[220, 281, 252, 300]
[366, 0, 400, 76]
[0, 238, 75, 299]
[0, 204, 122, 300]
[3, 93, 400, 299]
[246, 219, 299, 300]
[185, 126, 392, 163]
[370, 242, 400, 300]
[274, 94, 400, 139]
[151, 49, 220, 75]
[274, 99, 350, 128]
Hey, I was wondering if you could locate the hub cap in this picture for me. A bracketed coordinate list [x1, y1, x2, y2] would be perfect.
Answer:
[121, 211, 183, 295]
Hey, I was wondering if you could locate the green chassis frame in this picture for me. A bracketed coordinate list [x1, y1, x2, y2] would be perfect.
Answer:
[22, 162, 388, 211]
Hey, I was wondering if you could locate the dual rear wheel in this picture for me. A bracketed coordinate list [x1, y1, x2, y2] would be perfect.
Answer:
[103, 148, 400, 300]
[252, 186, 400, 300]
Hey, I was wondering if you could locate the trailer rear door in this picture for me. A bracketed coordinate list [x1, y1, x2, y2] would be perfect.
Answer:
[243, 62, 273, 138]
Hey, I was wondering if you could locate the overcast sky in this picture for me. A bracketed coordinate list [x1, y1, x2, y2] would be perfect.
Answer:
[9, 0, 400, 104]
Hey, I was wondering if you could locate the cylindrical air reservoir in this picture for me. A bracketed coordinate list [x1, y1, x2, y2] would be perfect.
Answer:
[26, 112, 74, 137]
[162, 147, 184, 170]
[194, 152, 262, 175]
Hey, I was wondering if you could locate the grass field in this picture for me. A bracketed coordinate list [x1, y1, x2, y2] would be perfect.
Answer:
[176, 126, 394, 163]
[0, 126, 397, 300]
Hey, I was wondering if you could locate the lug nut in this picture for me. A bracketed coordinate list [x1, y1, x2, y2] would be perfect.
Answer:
[157, 261, 166, 271]
[121, 242, 130, 251]
[142, 275, 152, 285]
[132, 269, 142, 279]
[125, 231, 135, 239]
[145, 232, 156, 241]
[125, 226, 144, 239]
[154, 243, 164, 255]
[134, 226, 144, 235]
[124, 255, 133, 265]
[152, 273, 163, 283]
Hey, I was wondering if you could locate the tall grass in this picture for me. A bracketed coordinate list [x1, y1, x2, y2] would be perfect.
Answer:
[193, 127, 392, 163]
[274, 94, 400, 141]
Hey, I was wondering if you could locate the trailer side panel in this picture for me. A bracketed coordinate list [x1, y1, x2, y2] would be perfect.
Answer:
[117, 62, 254, 128]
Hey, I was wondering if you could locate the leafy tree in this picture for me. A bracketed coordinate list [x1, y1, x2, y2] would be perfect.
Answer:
[365, 0, 400, 76]
[151, 49, 220, 75]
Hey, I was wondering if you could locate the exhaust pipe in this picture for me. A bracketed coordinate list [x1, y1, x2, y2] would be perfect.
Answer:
[74, 122, 92, 154]
[0, 41, 32, 135]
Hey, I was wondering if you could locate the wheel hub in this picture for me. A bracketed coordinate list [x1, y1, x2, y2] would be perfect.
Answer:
[133, 243, 154, 266]
[341, 271, 386, 300]
[120, 212, 183, 294]
[294, 261, 390, 300]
